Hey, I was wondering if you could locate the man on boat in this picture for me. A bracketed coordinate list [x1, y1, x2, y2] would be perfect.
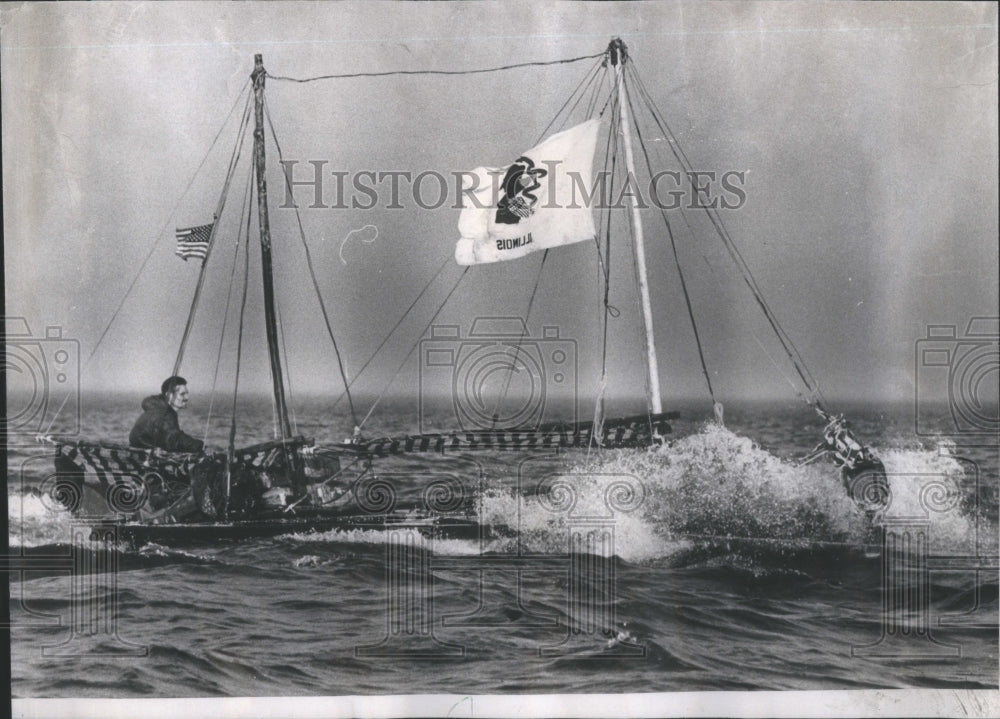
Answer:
[129, 376, 205, 453]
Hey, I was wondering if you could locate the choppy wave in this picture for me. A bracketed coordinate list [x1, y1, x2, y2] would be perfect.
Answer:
[9, 423, 991, 566]
[9, 406, 998, 695]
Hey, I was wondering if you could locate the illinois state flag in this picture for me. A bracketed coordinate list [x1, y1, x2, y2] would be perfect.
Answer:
[456, 119, 601, 265]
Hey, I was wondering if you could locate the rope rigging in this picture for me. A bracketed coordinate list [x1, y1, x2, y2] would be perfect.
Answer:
[174, 88, 256, 376]
[534, 57, 605, 143]
[487, 57, 617, 429]
[489, 250, 550, 428]
[622, 69, 716, 403]
[626, 60, 827, 409]
[589, 66, 620, 450]
[41, 79, 253, 437]
[585, 60, 609, 119]
[275, 299, 300, 437]
[697, 254, 804, 400]
[358, 267, 471, 429]
[591, 61, 619, 285]
[38, 41, 894, 524]
[263, 99, 360, 430]
[56, 45, 847, 453]
[343, 54, 620, 433]
[265, 53, 606, 84]
[203, 165, 256, 443]
[274, 52, 605, 426]
[328, 256, 455, 414]
[617, 55, 885, 505]
[229, 165, 256, 459]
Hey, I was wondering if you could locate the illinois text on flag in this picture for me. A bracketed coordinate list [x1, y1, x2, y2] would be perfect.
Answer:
[456, 119, 601, 265]
[175, 223, 214, 262]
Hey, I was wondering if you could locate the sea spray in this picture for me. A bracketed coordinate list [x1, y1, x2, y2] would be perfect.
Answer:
[616, 422, 868, 543]
[477, 423, 988, 561]
[477, 475, 685, 562]
[281, 527, 485, 557]
[877, 444, 982, 552]
[7, 490, 79, 548]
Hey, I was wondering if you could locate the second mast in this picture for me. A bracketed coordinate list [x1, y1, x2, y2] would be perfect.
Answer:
[252, 54, 294, 440]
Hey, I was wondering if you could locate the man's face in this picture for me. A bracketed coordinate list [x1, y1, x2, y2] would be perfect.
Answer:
[168, 385, 190, 411]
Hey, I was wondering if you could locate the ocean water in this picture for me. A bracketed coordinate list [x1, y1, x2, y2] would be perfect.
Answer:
[6, 398, 998, 696]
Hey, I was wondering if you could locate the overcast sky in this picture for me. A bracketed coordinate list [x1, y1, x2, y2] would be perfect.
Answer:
[3, 1, 997, 414]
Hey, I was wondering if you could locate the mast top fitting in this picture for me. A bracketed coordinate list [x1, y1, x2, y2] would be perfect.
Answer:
[608, 38, 628, 66]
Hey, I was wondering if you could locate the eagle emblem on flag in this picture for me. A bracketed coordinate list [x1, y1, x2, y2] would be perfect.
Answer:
[495, 157, 547, 225]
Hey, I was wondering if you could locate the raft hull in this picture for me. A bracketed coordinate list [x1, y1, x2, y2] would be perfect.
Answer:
[114, 509, 492, 548]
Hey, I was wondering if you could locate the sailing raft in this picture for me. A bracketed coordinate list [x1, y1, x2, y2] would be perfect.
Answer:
[43, 39, 888, 540]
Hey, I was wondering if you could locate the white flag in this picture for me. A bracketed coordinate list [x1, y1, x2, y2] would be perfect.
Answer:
[456, 119, 601, 265]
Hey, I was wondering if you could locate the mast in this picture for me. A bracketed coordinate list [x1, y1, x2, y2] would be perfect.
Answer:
[610, 39, 662, 415]
[252, 54, 294, 440]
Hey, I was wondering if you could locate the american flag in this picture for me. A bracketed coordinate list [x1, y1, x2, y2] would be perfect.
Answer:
[175, 222, 214, 262]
